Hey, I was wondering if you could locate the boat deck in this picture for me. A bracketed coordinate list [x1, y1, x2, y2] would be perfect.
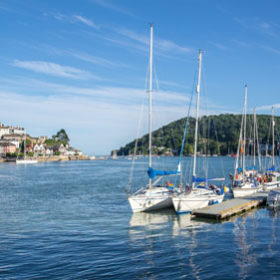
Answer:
[192, 192, 268, 220]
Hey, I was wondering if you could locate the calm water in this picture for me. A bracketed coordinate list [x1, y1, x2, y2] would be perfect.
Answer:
[0, 157, 280, 279]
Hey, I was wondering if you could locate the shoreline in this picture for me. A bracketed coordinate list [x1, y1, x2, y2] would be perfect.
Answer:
[2, 155, 89, 163]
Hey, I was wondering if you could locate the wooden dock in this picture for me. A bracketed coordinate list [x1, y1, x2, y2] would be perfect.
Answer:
[192, 192, 268, 220]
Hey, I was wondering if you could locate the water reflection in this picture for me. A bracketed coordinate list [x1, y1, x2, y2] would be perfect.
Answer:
[128, 210, 175, 241]
[233, 211, 258, 279]
[173, 215, 206, 280]
[172, 215, 205, 237]
[129, 210, 174, 228]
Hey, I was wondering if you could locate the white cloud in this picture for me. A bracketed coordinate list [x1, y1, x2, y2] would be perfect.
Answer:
[73, 15, 99, 29]
[45, 13, 99, 29]
[255, 104, 280, 111]
[91, 0, 134, 17]
[0, 88, 227, 155]
[0, 75, 229, 154]
[159, 80, 189, 90]
[234, 17, 278, 37]
[261, 45, 280, 55]
[68, 51, 130, 68]
[115, 27, 193, 54]
[11, 60, 99, 80]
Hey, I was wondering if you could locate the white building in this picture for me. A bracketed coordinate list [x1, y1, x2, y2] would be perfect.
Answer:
[45, 148, 53, 156]
[9, 126, 25, 135]
[33, 144, 45, 154]
[0, 127, 10, 138]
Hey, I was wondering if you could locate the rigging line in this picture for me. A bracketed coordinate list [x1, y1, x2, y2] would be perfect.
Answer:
[255, 113, 262, 171]
[179, 70, 198, 187]
[175, 72, 196, 186]
[201, 66, 211, 181]
[126, 61, 150, 194]
[200, 65, 209, 181]
[274, 109, 280, 169]
[266, 116, 272, 169]
[247, 114, 253, 167]
[153, 63, 165, 173]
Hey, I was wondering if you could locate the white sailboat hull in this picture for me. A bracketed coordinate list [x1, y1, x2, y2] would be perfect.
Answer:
[128, 194, 172, 213]
[172, 191, 224, 214]
[16, 159, 38, 164]
[232, 183, 262, 198]
[262, 182, 280, 191]
[172, 195, 209, 214]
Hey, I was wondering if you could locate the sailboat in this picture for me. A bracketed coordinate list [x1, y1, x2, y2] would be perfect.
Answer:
[262, 106, 280, 190]
[172, 50, 225, 214]
[231, 85, 262, 198]
[128, 25, 179, 213]
[16, 133, 38, 164]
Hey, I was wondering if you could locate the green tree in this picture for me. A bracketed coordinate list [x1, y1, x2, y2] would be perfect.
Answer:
[55, 129, 69, 144]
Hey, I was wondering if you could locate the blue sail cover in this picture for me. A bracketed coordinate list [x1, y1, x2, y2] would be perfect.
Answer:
[192, 176, 225, 182]
[267, 166, 275, 171]
[246, 166, 254, 170]
[147, 167, 179, 179]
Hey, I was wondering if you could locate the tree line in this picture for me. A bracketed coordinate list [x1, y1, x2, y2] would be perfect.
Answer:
[116, 114, 279, 156]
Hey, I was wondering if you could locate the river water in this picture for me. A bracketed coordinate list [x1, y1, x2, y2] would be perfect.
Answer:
[0, 157, 279, 279]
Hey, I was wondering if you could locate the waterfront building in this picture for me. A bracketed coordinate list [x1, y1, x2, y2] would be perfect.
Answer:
[0, 142, 16, 156]
[2, 134, 24, 143]
[33, 144, 45, 155]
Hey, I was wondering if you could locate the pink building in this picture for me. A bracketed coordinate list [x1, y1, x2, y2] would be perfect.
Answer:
[0, 142, 16, 155]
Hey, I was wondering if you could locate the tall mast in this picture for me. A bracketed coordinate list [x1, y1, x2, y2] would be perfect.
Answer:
[192, 50, 202, 188]
[24, 133, 26, 160]
[148, 24, 153, 189]
[253, 108, 256, 168]
[272, 106, 275, 168]
[255, 112, 262, 171]
[242, 85, 247, 182]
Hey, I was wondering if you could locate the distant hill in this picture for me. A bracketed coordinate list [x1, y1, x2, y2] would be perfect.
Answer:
[115, 114, 279, 156]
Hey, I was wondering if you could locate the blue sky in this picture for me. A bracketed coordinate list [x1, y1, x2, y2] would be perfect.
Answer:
[1, 0, 280, 155]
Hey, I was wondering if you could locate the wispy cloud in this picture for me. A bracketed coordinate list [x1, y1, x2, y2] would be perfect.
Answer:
[73, 15, 99, 29]
[261, 45, 280, 55]
[0, 86, 227, 154]
[11, 60, 99, 80]
[255, 103, 280, 111]
[91, 0, 134, 17]
[115, 27, 193, 54]
[44, 12, 99, 29]
[0, 75, 229, 154]
[66, 51, 130, 68]
[234, 17, 279, 38]
[159, 80, 189, 90]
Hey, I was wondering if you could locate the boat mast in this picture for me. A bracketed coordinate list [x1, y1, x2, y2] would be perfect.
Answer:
[148, 24, 153, 189]
[24, 133, 26, 160]
[192, 50, 202, 188]
[272, 106, 275, 168]
[242, 85, 247, 182]
[255, 112, 262, 171]
[253, 108, 256, 168]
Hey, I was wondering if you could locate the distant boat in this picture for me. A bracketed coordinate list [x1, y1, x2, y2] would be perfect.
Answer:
[16, 134, 38, 164]
[16, 159, 38, 164]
